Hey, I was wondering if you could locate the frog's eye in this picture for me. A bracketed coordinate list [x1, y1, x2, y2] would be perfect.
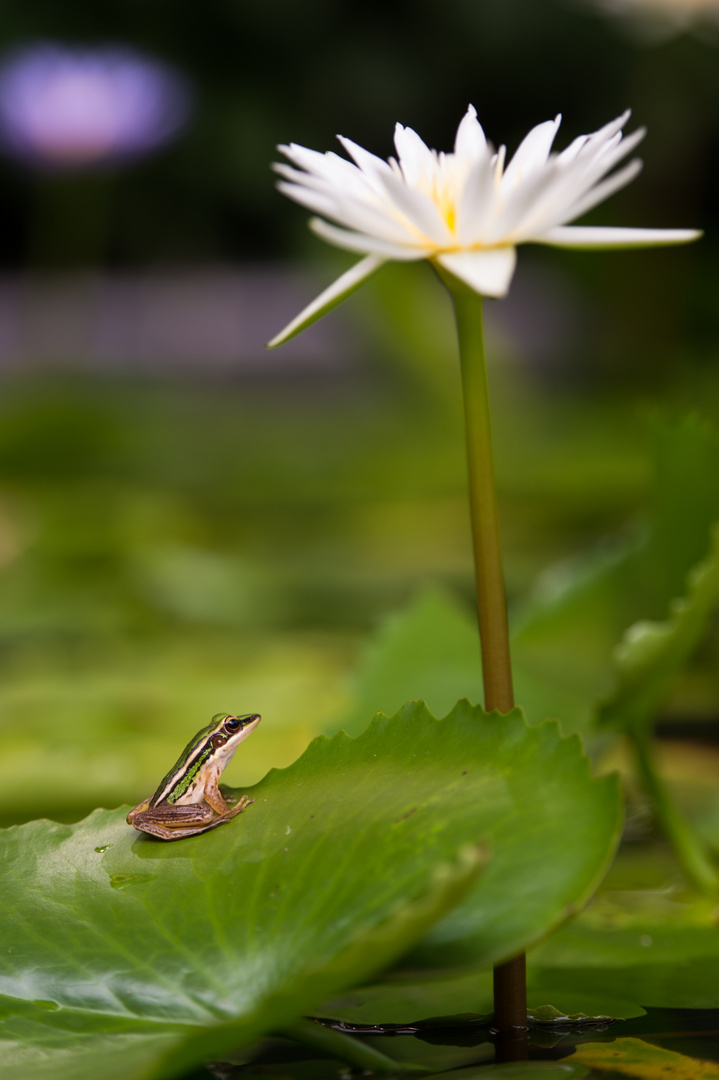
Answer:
[224, 716, 241, 733]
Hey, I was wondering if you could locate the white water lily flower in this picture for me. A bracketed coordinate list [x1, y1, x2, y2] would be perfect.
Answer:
[268, 107, 700, 347]
[582, 0, 719, 35]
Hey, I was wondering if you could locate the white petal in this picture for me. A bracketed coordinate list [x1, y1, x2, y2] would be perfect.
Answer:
[375, 168, 453, 244]
[454, 104, 488, 163]
[555, 133, 589, 165]
[583, 109, 632, 150]
[276, 178, 419, 246]
[483, 160, 565, 244]
[276, 180, 344, 221]
[266, 255, 385, 348]
[310, 217, 432, 259]
[501, 116, 561, 190]
[559, 128, 646, 204]
[534, 226, 703, 249]
[454, 157, 498, 244]
[436, 247, 517, 298]
[558, 158, 643, 225]
[393, 123, 436, 188]
[336, 136, 395, 188]
[279, 144, 359, 186]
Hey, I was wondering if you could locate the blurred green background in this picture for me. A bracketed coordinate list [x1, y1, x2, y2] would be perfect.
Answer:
[0, 0, 717, 826]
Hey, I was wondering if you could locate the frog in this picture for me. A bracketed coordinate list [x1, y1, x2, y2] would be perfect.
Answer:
[127, 712, 261, 840]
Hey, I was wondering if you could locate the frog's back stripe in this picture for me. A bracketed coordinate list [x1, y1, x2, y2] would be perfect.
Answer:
[149, 720, 219, 807]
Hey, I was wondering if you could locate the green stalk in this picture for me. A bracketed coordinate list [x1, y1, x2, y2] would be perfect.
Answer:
[631, 729, 719, 894]
[450, 286, 513, 714]
[282, 1018, 423, 1073]
[444, 277, 527, 1049]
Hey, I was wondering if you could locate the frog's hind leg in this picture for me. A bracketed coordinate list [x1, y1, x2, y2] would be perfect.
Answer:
[130, 799, 253, 840]
[132, 821, 216, 841]
[136, 801, 253, 840]
[130, 803, 215, 841]
[126, 797, 152, 825]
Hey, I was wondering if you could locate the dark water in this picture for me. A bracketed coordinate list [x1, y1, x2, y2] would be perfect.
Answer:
[205, 1009, 719, 1077]
[317, 1007, 719, 1071]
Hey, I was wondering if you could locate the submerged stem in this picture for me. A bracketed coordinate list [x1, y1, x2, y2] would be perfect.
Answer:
[446, 279, 527, 1047]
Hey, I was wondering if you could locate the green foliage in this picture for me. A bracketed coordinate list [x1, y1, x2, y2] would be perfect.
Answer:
[341, 587, 483, 735]
[0, 700, 620, 1079]
[321, 967, 644, 1026]
[514, 414, 719, 735]
[317, 837, 719, 1073]
[532, 922, 719, 1012]
[599, 525, 719, 736]
[343, 415, 719, 751]
[0, 374, 650, 826]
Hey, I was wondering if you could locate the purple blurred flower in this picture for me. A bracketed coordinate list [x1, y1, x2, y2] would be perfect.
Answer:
[0, 42, 192, 170]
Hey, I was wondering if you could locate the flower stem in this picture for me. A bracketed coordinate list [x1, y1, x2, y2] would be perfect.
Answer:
[446, 279, 527, 1046]
[450, 286, 514, 713]
[631, 730, 719, 894]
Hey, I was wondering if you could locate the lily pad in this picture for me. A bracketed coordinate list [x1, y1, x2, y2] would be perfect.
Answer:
[530, 920, 719, 1011]
[340, 587, 484, 736]
[407, 706, 621, 968]
[0, 701, 618, 1080]
[572, 1036, 719, 1078]
[320, 966, 644, 1027]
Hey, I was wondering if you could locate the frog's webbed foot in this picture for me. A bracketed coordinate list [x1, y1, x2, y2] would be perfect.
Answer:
[222, 795, 254, 820]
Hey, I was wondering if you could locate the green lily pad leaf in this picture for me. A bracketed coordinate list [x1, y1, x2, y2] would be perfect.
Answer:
[0, 702, 620, 1079]
[599, 525, 719, 734]
[0, 706, 507, 1080]
[530, 918, 719, 1010]
[406, 706, 621, 968]
[322, 967, 496, 1025]
[572, 1036, 719, 1078]
[321, 967, 644, 1026]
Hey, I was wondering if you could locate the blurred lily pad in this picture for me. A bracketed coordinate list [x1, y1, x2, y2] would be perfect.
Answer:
[339, 587, 483, 735]
[572, 1037, 719, 1078]
[321, 966, 644, 1026]
[530, 920, 719, 1011]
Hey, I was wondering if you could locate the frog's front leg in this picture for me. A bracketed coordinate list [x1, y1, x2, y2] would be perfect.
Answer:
[205, 768, 254, 823]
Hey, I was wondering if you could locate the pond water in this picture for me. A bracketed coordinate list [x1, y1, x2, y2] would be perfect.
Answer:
[220, 1009, 719, 1078]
